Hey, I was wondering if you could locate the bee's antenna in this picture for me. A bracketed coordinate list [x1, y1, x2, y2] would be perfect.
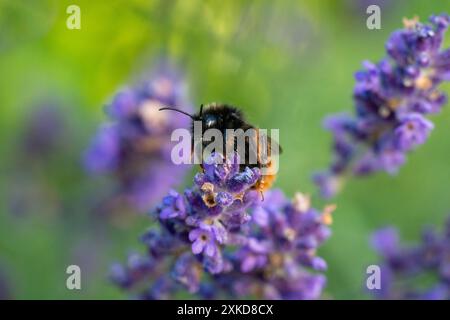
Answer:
[159, 107, 195, 120]
[260, 191, 265, 202]
[199, 104, 204, 117]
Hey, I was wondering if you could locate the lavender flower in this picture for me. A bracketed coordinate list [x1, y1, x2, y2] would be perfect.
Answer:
[189, 228, 220, 257]
[84, 62, 193, 211]
[21, 104, 66, 159]
[7, 104, 71, 217]
[314, 14, 450, 198]
[109, 252, 155, 289]
[371, 216, 450, 300]
[212, 191, 333, 300]
[111, 152, 333, 300]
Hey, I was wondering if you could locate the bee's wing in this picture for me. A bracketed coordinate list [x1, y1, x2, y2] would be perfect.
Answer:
[265, 134, 282, 155]
[224, 123, 282, 167]
[242, 125, 282, 167]
[256, 128, 282, 157]
[257, 129, 281, 177]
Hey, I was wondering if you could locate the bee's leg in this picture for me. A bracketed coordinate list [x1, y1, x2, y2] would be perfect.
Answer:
[254, 177, 266, 201]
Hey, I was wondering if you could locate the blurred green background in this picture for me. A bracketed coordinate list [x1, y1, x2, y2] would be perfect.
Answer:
[0, 0, 449, 299]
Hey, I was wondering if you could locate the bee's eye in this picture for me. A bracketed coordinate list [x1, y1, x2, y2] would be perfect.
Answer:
[204, 115, 217, 127]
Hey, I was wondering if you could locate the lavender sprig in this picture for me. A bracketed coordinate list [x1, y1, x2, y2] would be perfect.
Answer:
[371, 216, 450, 300]
[314, 14, 450, 198]
[84, 63, 193, 211]
[110, 152, 333, 299]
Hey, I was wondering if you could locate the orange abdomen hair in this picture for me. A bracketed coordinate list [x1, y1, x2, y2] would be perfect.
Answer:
[253, 159, 277, 193]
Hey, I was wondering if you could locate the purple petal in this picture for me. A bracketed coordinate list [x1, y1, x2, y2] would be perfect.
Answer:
[192, 239, 204, 255]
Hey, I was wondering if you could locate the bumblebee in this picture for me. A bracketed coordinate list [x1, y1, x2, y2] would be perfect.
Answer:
[160, 102, 281, 194]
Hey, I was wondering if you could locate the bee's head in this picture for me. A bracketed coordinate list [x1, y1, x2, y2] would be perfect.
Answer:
[197, 103, 243, 130]
[196, 104, 221, 129]
[159, 103, 243, 130]
[202, 113, 218, 128]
